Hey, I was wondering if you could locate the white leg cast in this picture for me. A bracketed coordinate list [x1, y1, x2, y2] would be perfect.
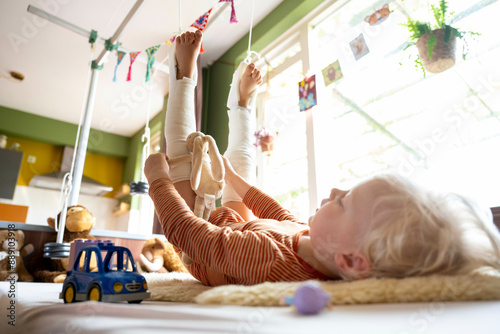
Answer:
[164, 41, 198, 183]
[222, 62, 258, 204]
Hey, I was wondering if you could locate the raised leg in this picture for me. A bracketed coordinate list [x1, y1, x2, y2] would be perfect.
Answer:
[222, 63, 262, 221]
[164, 30, 202, 210]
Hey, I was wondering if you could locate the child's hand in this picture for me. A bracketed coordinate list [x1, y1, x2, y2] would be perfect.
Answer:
[144, 153, 171, 184]
[222, 156, 237, 185]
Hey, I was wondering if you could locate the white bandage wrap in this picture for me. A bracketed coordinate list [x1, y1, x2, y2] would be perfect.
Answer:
[164, 41, 198, 183]
[223, 61, 259, 203]
[222, 105, 256, 204]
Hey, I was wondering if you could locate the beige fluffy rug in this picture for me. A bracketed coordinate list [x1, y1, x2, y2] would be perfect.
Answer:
[142, 268, 500, 306]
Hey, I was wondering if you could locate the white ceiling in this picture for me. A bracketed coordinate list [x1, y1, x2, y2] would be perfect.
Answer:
[0, 0, 283, 137]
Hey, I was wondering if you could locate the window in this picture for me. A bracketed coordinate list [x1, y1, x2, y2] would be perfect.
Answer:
[106, 250, 133, 272]
[256, 0, 500, 218]
[256, 26, 315, 222]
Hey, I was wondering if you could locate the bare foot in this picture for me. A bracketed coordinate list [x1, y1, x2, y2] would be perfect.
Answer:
[239, 63, 263, 107]
[175, 30, 202, 80]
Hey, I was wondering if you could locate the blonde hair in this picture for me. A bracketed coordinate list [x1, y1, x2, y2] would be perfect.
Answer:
[361, 174, 500, 278]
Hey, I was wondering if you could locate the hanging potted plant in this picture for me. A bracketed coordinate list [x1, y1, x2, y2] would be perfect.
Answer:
[402, 0, 478, 74]
[254, 127, 277, 156]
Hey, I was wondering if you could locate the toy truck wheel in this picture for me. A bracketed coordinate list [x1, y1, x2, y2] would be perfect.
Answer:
[63, 283, 77, 304]
[128, 300, 143, 304]
[87, 284, 102, 302]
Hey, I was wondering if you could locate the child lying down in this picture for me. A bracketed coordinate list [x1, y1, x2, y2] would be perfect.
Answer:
[145, 30, 500, 286]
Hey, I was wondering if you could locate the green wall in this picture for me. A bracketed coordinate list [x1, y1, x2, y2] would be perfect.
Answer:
[202, 0, 325, 149]
[0, 106, 129, 157]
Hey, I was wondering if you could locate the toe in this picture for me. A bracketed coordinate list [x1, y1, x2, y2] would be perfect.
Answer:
[245, 63, 255, 76]
[252, 69, 260, 79]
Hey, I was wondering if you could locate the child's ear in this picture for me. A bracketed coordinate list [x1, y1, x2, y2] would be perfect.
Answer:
[334, 252, 371, 279]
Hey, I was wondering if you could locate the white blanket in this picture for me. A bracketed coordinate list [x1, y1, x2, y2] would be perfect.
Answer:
[1, 281, 500, 334]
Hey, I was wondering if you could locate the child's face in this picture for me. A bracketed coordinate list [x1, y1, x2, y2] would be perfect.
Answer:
[308, 179, 382, 259]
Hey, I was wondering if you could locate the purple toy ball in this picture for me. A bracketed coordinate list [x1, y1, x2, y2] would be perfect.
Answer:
[286, 281, 330, 315]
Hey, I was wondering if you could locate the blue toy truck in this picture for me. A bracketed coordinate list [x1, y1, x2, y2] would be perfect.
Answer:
[60, 240, 150, 303]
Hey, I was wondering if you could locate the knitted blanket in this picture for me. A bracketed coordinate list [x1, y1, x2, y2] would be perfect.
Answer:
[143, 269, 500, 306]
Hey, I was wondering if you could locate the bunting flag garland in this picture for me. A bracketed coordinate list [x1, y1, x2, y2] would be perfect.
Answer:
[113, 51, 126, 82]
[219, 0, 238, 23]
[190, 8, 213, 54]
[145, 45, 161, 82]
[127, 51, 140, 81]
[191, 8, 212, 30]
[166, 35, 177, 46]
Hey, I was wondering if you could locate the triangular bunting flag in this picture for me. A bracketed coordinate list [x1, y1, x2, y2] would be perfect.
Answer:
[218, 0, 237, 23]
[127, 51, 140, 81]
[190, 8, 213, 54]
[145, 45, 161, 82]
[191, 8, 212, 31]
[113, 51, 126, 82]
[165, 35, 177, 46]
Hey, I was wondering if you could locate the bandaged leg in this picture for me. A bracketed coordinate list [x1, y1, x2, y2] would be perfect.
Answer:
[164, 34, 198, 183]
[222, 62, 258, 204]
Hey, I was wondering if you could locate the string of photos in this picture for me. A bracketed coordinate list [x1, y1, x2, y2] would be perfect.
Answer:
[298, 3, 391, 112]
[112, 0, 238, 83]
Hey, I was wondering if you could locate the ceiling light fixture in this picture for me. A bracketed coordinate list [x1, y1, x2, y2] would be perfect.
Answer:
[0, 70, 25, 83]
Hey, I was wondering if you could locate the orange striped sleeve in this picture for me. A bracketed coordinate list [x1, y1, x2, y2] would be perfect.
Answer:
[243, 186, 304, 224]
[148, 178, 279, 282]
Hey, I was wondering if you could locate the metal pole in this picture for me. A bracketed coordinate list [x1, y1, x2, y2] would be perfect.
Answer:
[27, 5, 89, 38]
[26, 2, 169, 74]
[68, 67, 100, 205]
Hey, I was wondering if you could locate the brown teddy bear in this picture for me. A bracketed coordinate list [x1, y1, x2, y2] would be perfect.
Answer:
[33, 205, 96, 283]
[0, 230, 34, 282]
[139, 238, 188, 273]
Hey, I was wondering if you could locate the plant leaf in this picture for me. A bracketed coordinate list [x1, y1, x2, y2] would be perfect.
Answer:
[444, 25, 451, 43]
[427, 33, 437, 58]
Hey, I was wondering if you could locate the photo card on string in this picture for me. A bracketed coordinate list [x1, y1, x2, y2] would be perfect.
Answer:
[350, 33, 370, 60]
[321, 60, 343, 86]
[298, 75, 317, 112]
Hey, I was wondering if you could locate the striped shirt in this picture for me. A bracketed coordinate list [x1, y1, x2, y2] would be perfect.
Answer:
[149, 178, 330, 286]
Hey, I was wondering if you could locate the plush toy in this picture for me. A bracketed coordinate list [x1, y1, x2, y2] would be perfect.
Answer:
[0, 230, 34, 282]
[33, 205, 96, 283]
[168, 131, 224, 266]
[139, 238, 188, 273]
[168, 131, 225, 220]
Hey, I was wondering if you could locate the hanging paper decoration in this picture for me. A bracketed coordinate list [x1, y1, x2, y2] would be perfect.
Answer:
[298, 75, 317, 112]
[165, 35, 177, 46]
[145, 45, 161, 82]
[321, 60, 343, 87]
[113, 51, 126, 82]
[349, 34, 370, 60]
[219, 0, 238, 23]
[127, 51, 140, 81]
[190, 8, 213, 54]
[191, 8, 212, 30]
[364, 4, 391, 26]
